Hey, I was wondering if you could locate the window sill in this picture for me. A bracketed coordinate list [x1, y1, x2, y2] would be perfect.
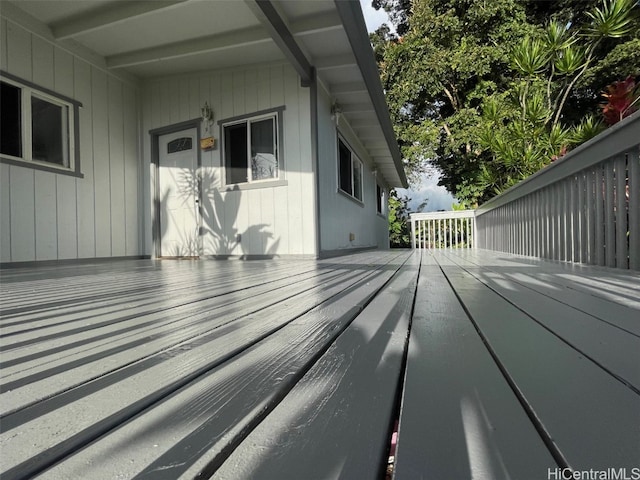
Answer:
[222, 179, 288, 192]
[0, 156, 83, 178]
[377, 212, 386, 219]
[337, 188, 364, 207]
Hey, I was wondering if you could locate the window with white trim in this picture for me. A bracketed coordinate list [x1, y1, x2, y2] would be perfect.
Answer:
[338, 136, 363, 202]
[223, 112, 279, 185]
[1, 77, 76, 172]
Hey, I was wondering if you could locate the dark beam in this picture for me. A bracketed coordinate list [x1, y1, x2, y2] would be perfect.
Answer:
[246, 0, 313, 87]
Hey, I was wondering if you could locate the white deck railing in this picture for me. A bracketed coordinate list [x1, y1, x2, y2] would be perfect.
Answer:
[474, 111, 639, 270]
[410, 210, 476, 249]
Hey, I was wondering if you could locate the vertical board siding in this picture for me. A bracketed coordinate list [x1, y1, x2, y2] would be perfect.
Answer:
[91, 69, 112, 257]
[142, 63, 313, 256]
[34, 172, 58, 260]
[1, 165, 12, 261]
[1, 18, 142, 263]
[475, 117, 639, 270]
[74, 58, 97, 259]
[317, 86, 387, 253]
[108, 77, 126, 257]
[9, 168, 35, 262]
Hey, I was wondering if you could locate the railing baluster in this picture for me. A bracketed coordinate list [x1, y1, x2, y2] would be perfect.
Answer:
[615, 155, 628, 268]
[605, 161, 616, 267]
[629, 149, 639, 270]
[595, 166, 605, 265]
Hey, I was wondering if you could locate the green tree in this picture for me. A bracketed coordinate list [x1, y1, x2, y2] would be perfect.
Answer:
[388, 189, 412, 248]
[374, 0, 639, 207]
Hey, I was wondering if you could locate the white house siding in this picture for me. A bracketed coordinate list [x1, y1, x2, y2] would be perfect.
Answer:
[317, 85, 389, 254]
[0, 18, 141, 263]
[141, 64, 316, 257]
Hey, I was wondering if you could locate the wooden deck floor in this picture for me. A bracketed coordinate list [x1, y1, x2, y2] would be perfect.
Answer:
[1, 250, 638, 479]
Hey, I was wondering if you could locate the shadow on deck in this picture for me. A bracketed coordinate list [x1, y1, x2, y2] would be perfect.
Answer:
[0, 249, 638, 479]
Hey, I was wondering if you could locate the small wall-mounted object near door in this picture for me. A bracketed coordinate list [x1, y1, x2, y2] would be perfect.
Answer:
[201, 101, 214, 129]
[200, 136, 216, 150]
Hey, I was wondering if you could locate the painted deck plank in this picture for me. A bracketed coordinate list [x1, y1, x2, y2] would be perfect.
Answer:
[1, 253, 405, 415]
[211, 253, 419, 480]
[1, 249, 638, 479]
[447, 249, 640, 330]
[457, 249, 640, 308]
[446, 250, 640, 336]
[435, 254, 640, 469]
[26, 253, 412, 479]
[393, 252, 556, 480]
[436, 251, 640, 389]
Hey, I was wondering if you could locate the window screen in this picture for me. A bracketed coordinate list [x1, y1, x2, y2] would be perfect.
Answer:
[338, 139, 352, 195]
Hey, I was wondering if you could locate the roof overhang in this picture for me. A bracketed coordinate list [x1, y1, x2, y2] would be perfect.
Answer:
[2, 0, 408, 188]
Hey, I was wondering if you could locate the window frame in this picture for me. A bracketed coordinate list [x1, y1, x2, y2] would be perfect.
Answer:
[0, 71, 82, 177]
[337, 135, 363, 203]
[219, 107, 284, 188]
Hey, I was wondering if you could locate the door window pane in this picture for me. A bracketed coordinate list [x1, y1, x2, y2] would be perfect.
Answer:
[1, 82, 22, 158]
[251, 118, 277, 180]
[32, 96, 66, 166]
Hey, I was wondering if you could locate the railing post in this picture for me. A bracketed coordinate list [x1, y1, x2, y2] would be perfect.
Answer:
[411, 216, 416, 249]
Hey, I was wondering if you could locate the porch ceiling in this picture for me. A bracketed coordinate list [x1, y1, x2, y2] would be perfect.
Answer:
[6, 0, 408, 188]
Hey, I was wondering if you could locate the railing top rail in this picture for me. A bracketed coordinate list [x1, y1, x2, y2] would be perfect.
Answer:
[410, 210, 475, 220]
[476, 111, 640, 216]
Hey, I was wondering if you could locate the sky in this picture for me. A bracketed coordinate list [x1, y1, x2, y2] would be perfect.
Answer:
[358, 1, 457, 212]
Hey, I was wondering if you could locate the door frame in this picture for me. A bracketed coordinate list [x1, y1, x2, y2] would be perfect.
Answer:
[150, 118, 202, 258]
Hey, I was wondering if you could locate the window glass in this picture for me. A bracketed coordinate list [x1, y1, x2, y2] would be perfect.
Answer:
[251, 118, 276, 180]
[1, 81, 22, 158]
[224, 123, 248, 184]
[353, 158, 362, 201]
[31, 96, 66, 166]
[377, 184, 384, 213]
[338, 139, 352, 195]
[0, 76, 78, 174]
[167, 137, 192, 154]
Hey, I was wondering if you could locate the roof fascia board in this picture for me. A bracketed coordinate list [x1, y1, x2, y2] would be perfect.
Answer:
[245, 0, 313, 87]
[52, 1, 188, 40]
[333, 0, 408, 188]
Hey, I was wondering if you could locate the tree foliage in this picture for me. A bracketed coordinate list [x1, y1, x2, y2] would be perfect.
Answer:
[388, 189, 412, 248]
[374, 0, 640, 207]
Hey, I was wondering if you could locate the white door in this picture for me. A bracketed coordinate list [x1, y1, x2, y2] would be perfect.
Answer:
[158, 128, 199, 257]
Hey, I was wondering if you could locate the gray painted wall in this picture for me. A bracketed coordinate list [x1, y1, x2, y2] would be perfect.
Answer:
[317, 84, 389, 253]
[141, 64, 316, 257]
[0, 18, 141, 263]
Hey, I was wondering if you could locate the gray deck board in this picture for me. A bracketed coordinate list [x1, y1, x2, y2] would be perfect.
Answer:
[212, 252, 419, 480]
[432, 251, 640, 469]
[0, 249, 638, 479]
[34, 253, 413, 480]
[393, 252, 556, 480]
[437, 251, 640, 390]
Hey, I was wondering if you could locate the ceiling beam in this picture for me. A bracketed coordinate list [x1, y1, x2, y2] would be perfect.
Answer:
[106, 26, 272, 69]
[52, 1, 188, 40]
[245, 0, 313, 86]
